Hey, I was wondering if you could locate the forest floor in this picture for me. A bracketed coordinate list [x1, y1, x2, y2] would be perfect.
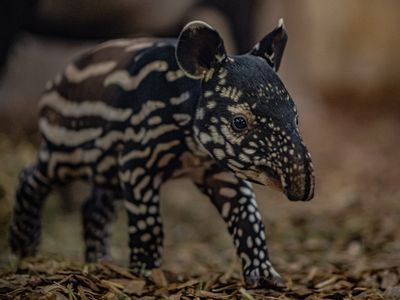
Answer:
[0, 104, 399, 299]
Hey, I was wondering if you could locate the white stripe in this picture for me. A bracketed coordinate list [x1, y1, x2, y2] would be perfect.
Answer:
[57, 166, 92, 179]
[170, 92, 190, 105]
[125, 41, 155, 52]
[146, 140, 180, 169]
[141, 124, 178, 144]
[39, 118, 102, 147]
[95, 39, 136, 51]
[40, 91, 132, 122]
[48, 148, 101, 178]
[148, 116, 162, 126]
[130, 168, 146, 185]
[94, 127, 146, 149]
[166, 69, 185, 82]
[131, 101, 165, 125]
[119, 147, 151, 165]
[104, 60, 168, 90]
[64, 61, 117, 83]
[124, 201, 147, 214]
[97, 156, 117, 173]
[158, 153, 175, 168]
[134, 175, 151, 199]
[173, 113, 191, 126]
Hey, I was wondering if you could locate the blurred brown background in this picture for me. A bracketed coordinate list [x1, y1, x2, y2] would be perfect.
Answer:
[0, 0, 399, 291]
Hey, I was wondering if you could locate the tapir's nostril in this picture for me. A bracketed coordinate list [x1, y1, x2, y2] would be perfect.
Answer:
[282, 150, 315, 201]
[301, 164, 314, 201]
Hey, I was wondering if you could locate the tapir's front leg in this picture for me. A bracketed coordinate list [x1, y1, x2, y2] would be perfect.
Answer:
[194, 165, 285, 288]
[119, 158, 164, 275]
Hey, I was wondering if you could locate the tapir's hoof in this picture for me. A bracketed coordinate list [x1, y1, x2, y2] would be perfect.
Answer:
[244, 269, 286, 290]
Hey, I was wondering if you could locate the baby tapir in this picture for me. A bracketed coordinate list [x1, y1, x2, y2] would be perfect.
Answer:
[9, 20, 314, 288]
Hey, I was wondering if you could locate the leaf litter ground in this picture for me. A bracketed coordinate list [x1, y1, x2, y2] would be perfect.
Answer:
[0, 107, 399, 299]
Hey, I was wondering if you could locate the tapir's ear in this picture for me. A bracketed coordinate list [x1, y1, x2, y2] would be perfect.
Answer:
[250, 18, 288, 72]
[176, 21, 227, 79]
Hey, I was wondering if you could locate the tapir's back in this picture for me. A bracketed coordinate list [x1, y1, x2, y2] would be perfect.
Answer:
[37, 38, 199, 184]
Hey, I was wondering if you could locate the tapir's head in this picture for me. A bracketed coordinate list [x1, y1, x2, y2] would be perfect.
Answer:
[176, 20, 314, 201]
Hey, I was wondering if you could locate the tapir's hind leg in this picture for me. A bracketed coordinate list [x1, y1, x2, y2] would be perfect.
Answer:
[82, 187, 118, 262]
[9, 162, 53, 257]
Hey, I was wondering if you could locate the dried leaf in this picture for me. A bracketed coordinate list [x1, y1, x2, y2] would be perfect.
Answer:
[380, 271, 399, 289]
[77, 286, 89, 300]
[238, 288, 256, 300]
[195, 290, 232, 299]
[101, 262, 137, 280]
[168, 279, 201, 291]
[123, 279, 146, 295]
[151, 269, 168, 288]
[384, 286, 400, 300]
[315, 276, 338, 289]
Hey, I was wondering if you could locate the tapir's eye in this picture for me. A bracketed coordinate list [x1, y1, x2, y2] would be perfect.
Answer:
[232, 115, 248, 131]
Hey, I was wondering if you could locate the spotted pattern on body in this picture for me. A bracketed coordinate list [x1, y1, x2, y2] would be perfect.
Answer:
[9, 20, 314, 289]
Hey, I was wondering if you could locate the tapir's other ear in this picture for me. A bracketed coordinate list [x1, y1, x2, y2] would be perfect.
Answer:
[250, 18, 288, 72]
[176, 21, 227, 79]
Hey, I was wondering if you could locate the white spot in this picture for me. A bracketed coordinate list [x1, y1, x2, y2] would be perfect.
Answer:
[141, 233, 151, 242]
[146, 216, 155, 226]
[248, 205, 256, 213]
[219, 187, 237, 198]
[212, 172, 238, 184]
[206, 101, 216, 109]
[128, 226, 137, 234]
[246, 237, 253, 248]
[243, 148, 256, 155]
[148, 205, 158, 214]
[239, 154, 251, 163]
[253, 223, 259, 232]
[153, 226, 161, 235]
[221, 202, 231, 218]
[137, 220, 146, 230]
[213, 148, 226, 160]
[240, 187, 253, 196]
[204, 91, 214, 97]
[196, 108, 205, 120]
[199, 132, 212, 144]
[249, 214, 256, 223]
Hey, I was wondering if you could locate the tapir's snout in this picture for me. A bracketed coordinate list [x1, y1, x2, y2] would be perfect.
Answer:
[279, 143, 315, 201]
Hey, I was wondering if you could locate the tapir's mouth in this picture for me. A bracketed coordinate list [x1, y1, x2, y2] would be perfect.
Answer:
[278, 164, 315, 202]
[247, 165, 314, 201]
[243, 168, 282, 191]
